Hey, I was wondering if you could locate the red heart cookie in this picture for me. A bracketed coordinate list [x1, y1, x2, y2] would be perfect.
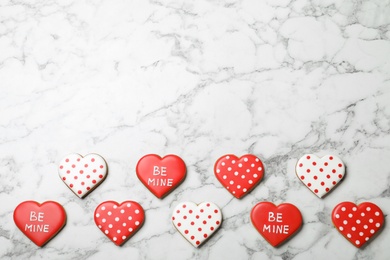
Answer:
[94, 201, 145, 246]
[214, 154, 264, 199]
[296, 154, 345, 198]
[172, 202, 222, 248]
[332, 202, 384, 248]
[58, 153, 107, 198]
[14, 201, 66, 247]
[136, 154, 186, 198]
[251, 202, 302, 247]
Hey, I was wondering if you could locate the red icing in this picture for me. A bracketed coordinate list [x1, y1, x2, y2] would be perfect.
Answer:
[136, 154, 186, 199]
[94, 201, 145, 246]
[332, 202, 384, 248]
[251, 202, 302, 247]
[214, 154, 264, 199]
[13, 201, 66, 247]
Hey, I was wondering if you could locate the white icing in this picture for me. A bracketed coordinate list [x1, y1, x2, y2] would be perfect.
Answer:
[58, 153, 107, 198]
[296, 154, 345, 198]
[172, 201, 222, 248]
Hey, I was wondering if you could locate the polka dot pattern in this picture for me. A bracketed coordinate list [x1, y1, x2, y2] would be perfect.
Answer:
[332, 202, 384, 248]
[296, 154, 345, 198]
[214, 154, 264, 199]
[172, 202, 222, 248]
[59, 153, 107, 198]
[94, 201, 145, 246]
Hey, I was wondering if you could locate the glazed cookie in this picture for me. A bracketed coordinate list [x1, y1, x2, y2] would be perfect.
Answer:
[214, 154, 264, 199]
[251, 202, 302, 247]
[136, 154, 186, 198]
[58, 153, 107, 198]
[332, 202, 384, 248]
[172, 202, 222, 248]
[94, 201, 145, 246]
[14, 201, 66, 247]
[296, 154, 345, 198]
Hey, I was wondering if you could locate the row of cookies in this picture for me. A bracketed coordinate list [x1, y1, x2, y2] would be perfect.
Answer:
[57, 153, 343, 199]
[14, 199, 384, 248]
[57, 153, 345, 199]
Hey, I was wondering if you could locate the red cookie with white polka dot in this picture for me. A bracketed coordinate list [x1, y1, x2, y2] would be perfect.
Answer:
[332, 202, 384, 248]
[58, 153, 107, 198]
[296, 154, 345, 198]
[172, 202, 222, 248]
[94, 201, 145, 246]
[214, 154, 264, 199]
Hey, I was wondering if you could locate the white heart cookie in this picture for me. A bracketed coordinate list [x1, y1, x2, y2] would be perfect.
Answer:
[58, 153, 107, 198]
[296, 154, 345, 198]
[172, 202, 222, 247]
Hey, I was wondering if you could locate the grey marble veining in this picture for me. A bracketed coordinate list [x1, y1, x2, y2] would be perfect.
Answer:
[1, 0, 390, 259]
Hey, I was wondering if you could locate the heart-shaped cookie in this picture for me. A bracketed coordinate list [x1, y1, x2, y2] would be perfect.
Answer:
[94, 201, 145, 246]
[172, 202, 222, 248]
[214, 154, 264, 199]
[296, 154, 345, 198]
[136, 154, 186, 198]
[251, 202, 302, 247]
[332, 202, 384, 248]
[58, 153, 107, 198]
[14, 201, 66, 247]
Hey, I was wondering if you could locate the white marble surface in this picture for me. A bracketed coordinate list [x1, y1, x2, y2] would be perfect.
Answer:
[1, 0, 390, 259]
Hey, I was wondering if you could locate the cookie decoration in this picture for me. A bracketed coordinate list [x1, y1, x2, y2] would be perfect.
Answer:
[296, 154, 345, 198]
[172, 202, 222, 248]
[94, 201, 145, 246]
[251, 202, 302, 247]
[14, 201, 66, 247]
[332, 202, 384, 248]
[136, 154, 186, 198]
[214, 154, 264, 199]
[58, 153, 107, 198]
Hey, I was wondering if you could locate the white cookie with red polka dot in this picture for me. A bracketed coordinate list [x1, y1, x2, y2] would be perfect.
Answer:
[296, 154, 345, 198]
[58, 153, 107, 198]
[172, 201, 222, 248]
